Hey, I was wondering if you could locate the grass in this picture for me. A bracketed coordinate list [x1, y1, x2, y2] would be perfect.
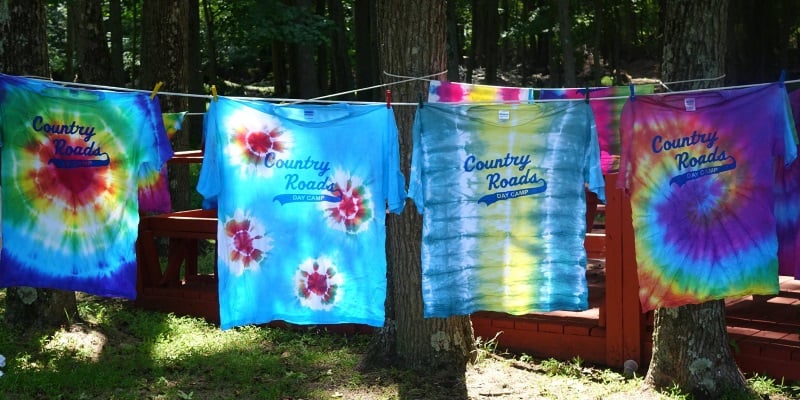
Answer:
[1, 291, 799, 400]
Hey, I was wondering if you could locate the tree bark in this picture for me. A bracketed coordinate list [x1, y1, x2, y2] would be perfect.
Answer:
[446, 0, 461, 82]
[470, 0, 499, 83]
[353, 0, 378, 101]
[369, 0, 475, 375]
[328, 0, 354, 97]
[75, 0, 114, 83]
[647, 1, 754, 398]
[0, 0, 79, 330]
[187, 0, 205, 148]
[555, 0, 576, 87]
[201, 0, 218, 87]
[289, 0, 319, 98]
[109, 0, 125, 85]
[140, 0, 192, 211]
[272, 40, 289, 97]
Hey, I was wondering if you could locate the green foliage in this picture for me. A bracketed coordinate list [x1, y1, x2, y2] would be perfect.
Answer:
[540, 356, 584, 378]
[747, 373, 795, 398]
[471, 331, 502, 363]
[210, 0, 333, 83]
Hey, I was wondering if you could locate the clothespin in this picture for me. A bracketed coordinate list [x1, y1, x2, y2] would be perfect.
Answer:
[779, 69, 786, 87]
[418, 92, 424, 109]
[629, 84, 636, 101]
[584, 87, 590, 104]
[385, 89, 392, 109]
[150, 81, 163, 100]
[211, 85, 218, 102]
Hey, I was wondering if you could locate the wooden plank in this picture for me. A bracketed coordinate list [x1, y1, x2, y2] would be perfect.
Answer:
[603, 173, 624, 367]
[493, 329, 606, 364]
[619, 176, 645, 365]
[136, 230, 163, 287]
[584, 233, 606, 260]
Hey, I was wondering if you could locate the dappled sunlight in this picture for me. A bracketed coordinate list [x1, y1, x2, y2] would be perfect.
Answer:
[43, 324, 107, 362]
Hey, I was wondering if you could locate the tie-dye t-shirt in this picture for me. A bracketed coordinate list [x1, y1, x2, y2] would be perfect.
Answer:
[775, 88, 800, 279]
[539, 85, 655, 173]
[618, 83, 797, 311]
[138, 112, 186, 213]
[197, 97, 405, 329]
[0, 74, 172, 299]
[409, 102, 604, 317]
[428, 80, 535, 103]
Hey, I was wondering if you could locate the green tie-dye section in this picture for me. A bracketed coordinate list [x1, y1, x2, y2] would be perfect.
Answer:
[0, 74, 171, 298]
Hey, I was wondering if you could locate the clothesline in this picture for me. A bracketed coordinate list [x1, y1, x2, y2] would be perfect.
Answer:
[23, 73, 800, 108]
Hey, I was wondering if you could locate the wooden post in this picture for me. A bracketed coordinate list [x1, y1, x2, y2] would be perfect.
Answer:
[604, 173, 625, 366]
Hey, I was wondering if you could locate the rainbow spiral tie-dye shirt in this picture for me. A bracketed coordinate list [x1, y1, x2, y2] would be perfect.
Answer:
[409, 101, 604, 317]
[539, 85, 655, 174]
[198, 97, 405, 330]
[137, 112, 186, 213]
[0, 74, 172, 299]
[618, 82, 797, 311]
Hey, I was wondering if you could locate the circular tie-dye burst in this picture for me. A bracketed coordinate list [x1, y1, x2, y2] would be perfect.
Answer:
[623, 94, 782, 311]
[221, 210, 272, 276]
[9, 109, 134, 277]
[295, 257, 343, 311]
[322, 170, 373, 234]
[223, 109, 293, 177]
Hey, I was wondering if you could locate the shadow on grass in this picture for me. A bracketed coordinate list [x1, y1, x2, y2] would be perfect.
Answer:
[0, 291, 470, 399]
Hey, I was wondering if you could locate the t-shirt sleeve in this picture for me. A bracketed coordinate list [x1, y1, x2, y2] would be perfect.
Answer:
[139, 96, 173, 173]
[384, 110, 406, 214]
[779, 89, 798, 166]
[583, 106, 605, 203]
[407, 108, 425, 214]
[196, 101, 220, 209]
[616, 100, 634, 192]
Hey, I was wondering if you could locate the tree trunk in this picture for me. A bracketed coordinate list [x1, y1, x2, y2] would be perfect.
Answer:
[647, 1, 753, 398]
[469, 0, 498, 83]
[0, 0, 78, 330]
[289, 0, 319, 98]
[328, 0, 353, 97]
[555, 0, 576, 87]
[75, 0, 114, 83]
[65, 0, 77, 81]
[201, 0, 218, 87]
[370, 0, 475, 374]
[446, 0, 461, 82]
[272, 40, 289, 97]
[109, 0, 125, 85]
[187, 0, 205, 148]
[353, 0, 378, 101]
[315, 0, 330, 95]
[485, 0, 499, 84]
[140, 0, 192, 211]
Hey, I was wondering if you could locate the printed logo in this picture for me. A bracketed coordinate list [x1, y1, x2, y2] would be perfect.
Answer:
[463, 152, 547, 206]
[650, 130, 736, 186]
[32, 116, 110, 169]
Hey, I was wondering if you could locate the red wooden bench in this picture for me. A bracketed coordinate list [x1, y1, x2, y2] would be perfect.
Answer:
[134, 155, 800, 381]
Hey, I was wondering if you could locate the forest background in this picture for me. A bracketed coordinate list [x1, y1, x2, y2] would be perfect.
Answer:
[43, 0, 800, 100]
[33, 0, 800, 213]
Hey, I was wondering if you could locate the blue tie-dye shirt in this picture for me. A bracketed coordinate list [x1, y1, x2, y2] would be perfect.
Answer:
[198, 97, 405, 329]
